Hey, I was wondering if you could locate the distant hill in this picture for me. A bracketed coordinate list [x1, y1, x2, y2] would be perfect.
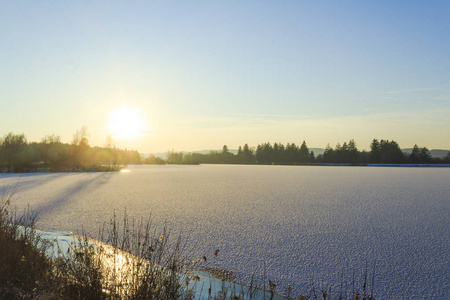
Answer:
[309, 148, 325, 156]
[402, 148, 450, 159]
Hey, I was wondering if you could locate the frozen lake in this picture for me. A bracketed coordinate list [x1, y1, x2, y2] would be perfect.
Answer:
[1, 165, 449, 299]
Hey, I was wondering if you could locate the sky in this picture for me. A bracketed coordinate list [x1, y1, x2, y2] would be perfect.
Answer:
[1, 1, 449, 153]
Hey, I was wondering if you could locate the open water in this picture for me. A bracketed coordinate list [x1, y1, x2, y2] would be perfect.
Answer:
[1, 165, 449, 299]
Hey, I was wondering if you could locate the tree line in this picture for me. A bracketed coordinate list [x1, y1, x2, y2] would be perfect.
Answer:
[2, 132, 449, 171]
[165, 139, 450, 165]
[0, 128, 140, 172]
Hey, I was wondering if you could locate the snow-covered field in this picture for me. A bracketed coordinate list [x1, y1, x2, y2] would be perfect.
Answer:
[1, 165, 449, 299]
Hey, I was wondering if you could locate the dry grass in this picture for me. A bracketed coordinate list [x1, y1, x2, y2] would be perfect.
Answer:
[0, 183, 201, 299]
[51, 212, 201, 299]
[0, 183, 54, 299]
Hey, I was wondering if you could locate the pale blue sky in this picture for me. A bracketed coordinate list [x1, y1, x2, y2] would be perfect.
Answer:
[1, 1, 449, 152]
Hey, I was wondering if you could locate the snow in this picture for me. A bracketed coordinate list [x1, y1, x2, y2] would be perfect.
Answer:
[2, 165, 449, 299]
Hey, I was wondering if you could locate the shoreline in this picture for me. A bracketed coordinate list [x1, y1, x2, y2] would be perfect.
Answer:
[36, 228, 288, 300]
[1, 163, 450, 174]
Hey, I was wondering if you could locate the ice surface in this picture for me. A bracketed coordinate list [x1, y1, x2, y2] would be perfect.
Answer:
[1, 165, 449, 299]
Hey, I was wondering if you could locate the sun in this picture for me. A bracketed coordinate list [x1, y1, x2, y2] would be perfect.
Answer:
[107, 107, 147, 140]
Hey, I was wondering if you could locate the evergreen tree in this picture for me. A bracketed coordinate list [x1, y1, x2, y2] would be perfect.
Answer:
[322, 144, 334, 163]
[445, 151, 450, 163]
[273, 142, 280, 164]
[285, 143, 298, 163]
[370, 139, 381, 163]
[409, 144, 420, 163]
[310, 151, 315, 162]
[347, 139, 359, 163]
[379, 140, 404, 163]
[256, 144, 263, 163]
[222, 145, 229, 154]
[419, 147, 431, 163]
[299, 141, 309, 163]
[242, 143, 254, 163]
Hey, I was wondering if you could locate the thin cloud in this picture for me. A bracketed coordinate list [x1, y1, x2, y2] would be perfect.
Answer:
[386, 83, 450, 95]
[225, 113, 297, 118]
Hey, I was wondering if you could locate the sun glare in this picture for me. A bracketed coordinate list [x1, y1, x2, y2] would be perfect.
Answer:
[108, 107, 146, 140]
